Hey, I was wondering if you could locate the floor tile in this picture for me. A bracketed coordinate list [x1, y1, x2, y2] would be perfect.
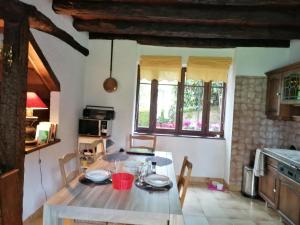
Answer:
[207, 218, 233, 225]
[231, 219, 256, 225]
[222, 209, 250, 219]
[184, 215, 209, 225]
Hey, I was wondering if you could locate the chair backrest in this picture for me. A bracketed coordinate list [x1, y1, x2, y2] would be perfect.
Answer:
[58, 152, 80, 187]
[177, 156, 192, 207]
[129, 134, 157, 151]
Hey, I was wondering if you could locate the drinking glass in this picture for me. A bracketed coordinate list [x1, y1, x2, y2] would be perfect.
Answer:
[137, 163, 147, 185]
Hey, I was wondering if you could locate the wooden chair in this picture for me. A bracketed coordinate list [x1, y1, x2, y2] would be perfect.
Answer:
[129, 134, 157, 151]
[177, 156, 192, 207]
[58, 152, 81, 187]
[59, 153, 109, 225]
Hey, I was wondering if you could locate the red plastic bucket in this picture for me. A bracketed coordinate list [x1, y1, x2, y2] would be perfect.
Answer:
[112, 173, 134, 190]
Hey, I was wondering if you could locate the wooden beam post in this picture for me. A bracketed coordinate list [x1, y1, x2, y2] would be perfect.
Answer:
[0, 16, 29, 224]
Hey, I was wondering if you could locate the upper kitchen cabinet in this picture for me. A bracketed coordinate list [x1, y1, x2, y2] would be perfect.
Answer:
[266, 61, 300, 121]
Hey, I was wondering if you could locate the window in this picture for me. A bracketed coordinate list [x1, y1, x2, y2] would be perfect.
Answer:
[135, 67, 226, 137]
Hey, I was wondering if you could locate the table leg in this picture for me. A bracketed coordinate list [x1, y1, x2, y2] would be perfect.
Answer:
[43, 205, 63, 225]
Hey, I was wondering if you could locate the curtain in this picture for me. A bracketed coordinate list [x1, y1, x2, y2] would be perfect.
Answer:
[186, 57, 232, 82]
[140, 56, 182, 81]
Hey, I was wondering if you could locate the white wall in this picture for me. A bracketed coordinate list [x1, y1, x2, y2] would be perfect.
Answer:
[21, 0, 88, 220]
[156, 136, 225, 177]
[83, 40, 138, 149]
[289, 40, 300, 64]
[235, 47, 290, 76]
[223, 63, 236, 184]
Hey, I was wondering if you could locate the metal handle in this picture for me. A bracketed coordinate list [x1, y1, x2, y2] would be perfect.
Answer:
[273, 188, 276, 193]
[276, 92, 281, 96]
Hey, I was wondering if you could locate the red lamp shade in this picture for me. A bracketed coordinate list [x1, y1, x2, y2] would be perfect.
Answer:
[26, 92, 48, 109]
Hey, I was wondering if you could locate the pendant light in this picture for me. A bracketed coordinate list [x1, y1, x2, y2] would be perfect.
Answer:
[103, 40, 118, 93]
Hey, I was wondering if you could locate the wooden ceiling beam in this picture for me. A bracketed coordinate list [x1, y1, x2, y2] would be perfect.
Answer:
[53, 0, 300, 7]
[89, 33, 290, 48]
[0, 0, 89, 56]
[28, 33, 61, 92]
[27, 7, 89, 56]
[53, 0, 300, 27]
[75, 19, 300, 40]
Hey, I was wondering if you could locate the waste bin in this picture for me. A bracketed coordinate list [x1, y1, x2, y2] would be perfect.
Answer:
[241, 166, 258, 198]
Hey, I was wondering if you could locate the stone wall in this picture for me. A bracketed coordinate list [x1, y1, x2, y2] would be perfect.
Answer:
[230, 76, 300, 186]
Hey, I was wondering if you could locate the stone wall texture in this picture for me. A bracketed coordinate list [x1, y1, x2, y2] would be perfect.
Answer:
[230, 76, 300, 186]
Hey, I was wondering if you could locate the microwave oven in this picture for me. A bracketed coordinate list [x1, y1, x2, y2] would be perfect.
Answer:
[79, 118, 112, 137]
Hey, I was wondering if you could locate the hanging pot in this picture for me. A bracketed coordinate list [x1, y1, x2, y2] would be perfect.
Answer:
[103, 40, 118, 93]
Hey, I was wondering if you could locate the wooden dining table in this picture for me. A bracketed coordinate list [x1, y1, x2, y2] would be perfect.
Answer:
[43, 151, 184, 225]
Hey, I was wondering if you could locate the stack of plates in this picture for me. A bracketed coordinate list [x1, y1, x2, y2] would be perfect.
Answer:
[85, 169, 110, 182]
[144, 174, 170, 187]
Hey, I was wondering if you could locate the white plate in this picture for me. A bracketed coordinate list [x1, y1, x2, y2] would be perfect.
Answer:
[144, 174, 170, 187]
[85, 169, 110, 182]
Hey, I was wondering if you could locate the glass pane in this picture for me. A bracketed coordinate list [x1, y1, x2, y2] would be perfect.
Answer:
[209, 82, 224, 132]
[159, 80, 178, 85]
[182, 83, 204, 131]
[137, 83, 151, 128]
[140, 78, 151, 84]
[185, 79, 203, 86]
[156, 81, 178, 129]
[283, 73, 300, 100]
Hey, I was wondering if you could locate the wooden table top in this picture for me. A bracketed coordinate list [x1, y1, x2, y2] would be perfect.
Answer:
[44, 151, 183, 225]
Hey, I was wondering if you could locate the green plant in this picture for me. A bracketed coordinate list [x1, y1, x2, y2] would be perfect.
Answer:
[138, 111, 150, 127]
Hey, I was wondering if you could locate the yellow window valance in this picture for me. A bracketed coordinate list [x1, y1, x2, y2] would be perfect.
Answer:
[140, 56, 182, 81]
[186, 57, 232, 82]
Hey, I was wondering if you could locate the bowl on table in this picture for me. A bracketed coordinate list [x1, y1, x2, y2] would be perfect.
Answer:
[112, 173, 134, 190]
[85, 169, 110, 182]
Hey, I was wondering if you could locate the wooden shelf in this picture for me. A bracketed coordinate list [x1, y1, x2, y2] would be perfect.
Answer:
[25, 139, 61, 154]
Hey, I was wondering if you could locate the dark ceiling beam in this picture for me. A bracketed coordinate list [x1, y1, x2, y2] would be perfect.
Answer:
[53, 0, 300, 7]
[53, 0, 300, 27]
[89, 33, 290, 48]
[27, 7, 89, 56]
[0, 0, 89, 56]
[75, 19, 300, 40]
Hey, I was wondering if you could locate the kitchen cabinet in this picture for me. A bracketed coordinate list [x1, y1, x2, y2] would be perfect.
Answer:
[259, 156, 300, 225]
[259, 163, 278, 209]
[266, 73, 282, 119]
[277, 174, 300, 225]
[266, 61, 300, 121]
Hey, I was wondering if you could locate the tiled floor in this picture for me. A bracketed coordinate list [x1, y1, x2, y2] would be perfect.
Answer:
[183, 185, 283, 225]
[24, 185, 283, 225]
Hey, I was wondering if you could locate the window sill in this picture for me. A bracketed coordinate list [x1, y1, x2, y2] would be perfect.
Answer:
[25, 139, 61, 154]
[133, 132, 225, 140]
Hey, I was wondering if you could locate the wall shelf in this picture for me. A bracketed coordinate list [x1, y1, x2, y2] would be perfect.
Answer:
[25, 139, 61, 155]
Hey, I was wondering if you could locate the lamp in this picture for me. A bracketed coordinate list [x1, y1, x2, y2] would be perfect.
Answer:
[25, 92, 48, 145]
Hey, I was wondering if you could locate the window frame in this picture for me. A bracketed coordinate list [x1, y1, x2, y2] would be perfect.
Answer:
[135, 66, 226, 138]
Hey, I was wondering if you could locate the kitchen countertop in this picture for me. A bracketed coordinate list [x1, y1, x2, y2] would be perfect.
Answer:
[263, 148, 300, 169]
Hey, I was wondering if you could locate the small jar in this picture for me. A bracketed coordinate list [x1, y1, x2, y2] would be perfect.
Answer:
[151, 161, 157, 174]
